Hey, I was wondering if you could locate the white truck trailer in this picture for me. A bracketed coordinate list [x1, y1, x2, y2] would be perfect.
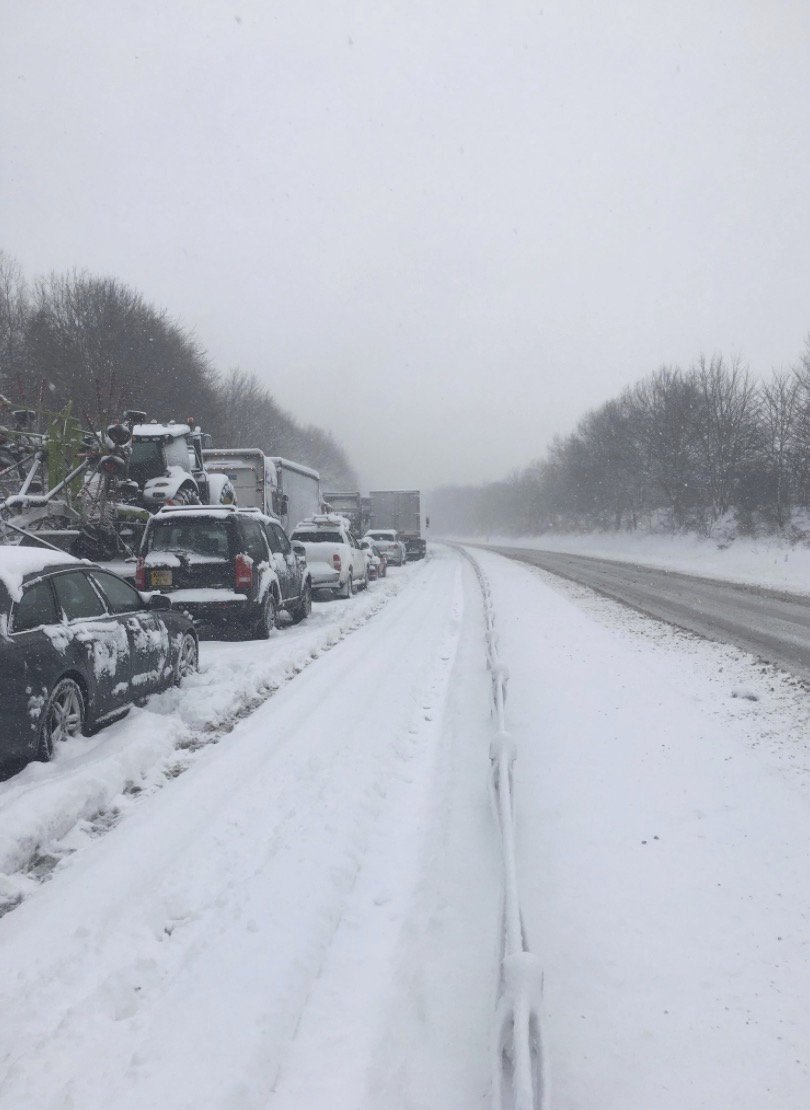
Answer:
[203, 450, 321, 532]
[269, 456, 322, 532]
[368, 489, 426, 559]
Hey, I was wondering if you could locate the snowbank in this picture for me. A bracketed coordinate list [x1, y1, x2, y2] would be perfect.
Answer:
[457, 530, 810, 595]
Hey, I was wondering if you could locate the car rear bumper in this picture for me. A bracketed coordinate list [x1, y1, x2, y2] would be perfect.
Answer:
[309, 567, 341, 588]
[167, 592, 252, 624]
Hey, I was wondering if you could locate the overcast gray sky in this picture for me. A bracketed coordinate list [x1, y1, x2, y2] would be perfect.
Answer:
[2, 1, 809, 489]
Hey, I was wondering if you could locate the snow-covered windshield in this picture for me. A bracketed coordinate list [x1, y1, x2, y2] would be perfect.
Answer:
[147, 518, 231, 559]
[292, 531, 342, 544]
[129, 441, 165, 484]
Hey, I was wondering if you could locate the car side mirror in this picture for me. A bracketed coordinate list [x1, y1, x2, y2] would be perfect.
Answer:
[147, 593, 172, 611]
[292, 541, 306, 559]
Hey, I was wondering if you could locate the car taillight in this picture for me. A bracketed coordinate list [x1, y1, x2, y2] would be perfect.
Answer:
[332, 553, 341, 571]
[134, 557, 146, 589]
[235, 553, 253, 589]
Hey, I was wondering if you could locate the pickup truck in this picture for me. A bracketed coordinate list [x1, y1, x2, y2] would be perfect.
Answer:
[363, 528, 407, 567]
[290, 514, 368, 597]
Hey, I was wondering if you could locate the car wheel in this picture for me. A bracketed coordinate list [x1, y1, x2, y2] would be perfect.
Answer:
[254, 593, 277, 639]
[361, 570, 369, 590]
[37, 677, 86, 761]
[174, 632, 198, 684]
[340, 572, 353, 599]
[292, 582, 312, 623]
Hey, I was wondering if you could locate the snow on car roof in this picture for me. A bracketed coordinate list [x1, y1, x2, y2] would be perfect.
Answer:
[132, 423, 191, 439]
[154, 505, 275, 524]
[297, 513, 347, 527]
[0, 547, 81, 602]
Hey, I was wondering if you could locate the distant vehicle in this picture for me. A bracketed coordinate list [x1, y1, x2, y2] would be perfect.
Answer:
[129, 420, 233, 510]
[136, 505, 312, 637]
[0, 547, 197, 767]
[363, 528, 406, 567]
[322, 491, 370, 537]
[368, 490, 426, 559]
[360, 537, 387, 580]
[290, 514, 368, 598]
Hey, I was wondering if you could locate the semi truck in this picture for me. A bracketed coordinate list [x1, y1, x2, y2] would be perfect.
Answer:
[322, 491, 371, 536]
[203, 449, 321, 532]
[368, 489, 426, 559]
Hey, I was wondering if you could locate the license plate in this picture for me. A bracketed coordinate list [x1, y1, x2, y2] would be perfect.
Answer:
[150, 569, 172, 588]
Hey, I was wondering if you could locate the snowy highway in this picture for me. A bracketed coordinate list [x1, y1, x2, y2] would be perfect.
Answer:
[1, 546, 810, 1108]
[482, 544, 810, 682]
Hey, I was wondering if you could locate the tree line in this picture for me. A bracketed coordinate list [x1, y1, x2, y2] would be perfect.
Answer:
[0, 251, 358, 489]
[431, 348, 810, 538]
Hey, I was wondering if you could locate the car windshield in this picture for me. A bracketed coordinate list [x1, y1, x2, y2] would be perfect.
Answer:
[292, 531, 342, 544]
[368, 532, 394, 541]
[129, 440, 165, 483]
[147, 518, 231, 559]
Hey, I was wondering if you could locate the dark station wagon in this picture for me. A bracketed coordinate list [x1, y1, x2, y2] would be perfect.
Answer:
[0, 548, 197, 767]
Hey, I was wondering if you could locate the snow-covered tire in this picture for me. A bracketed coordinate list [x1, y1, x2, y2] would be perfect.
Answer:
[254, 593, 277, 639]
[174, 632, 198, 684]
[291, 582, 312, 623]
[37, 677, 86, 761]
[174, 485, 201, 506]
[339, 573, 353, 600]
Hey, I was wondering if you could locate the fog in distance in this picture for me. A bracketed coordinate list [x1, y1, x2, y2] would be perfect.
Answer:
[2, 1, 809, 490]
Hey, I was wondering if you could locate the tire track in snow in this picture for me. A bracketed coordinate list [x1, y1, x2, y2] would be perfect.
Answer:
[270, 548, 504, 1110]
[0, 551, 466, 1109]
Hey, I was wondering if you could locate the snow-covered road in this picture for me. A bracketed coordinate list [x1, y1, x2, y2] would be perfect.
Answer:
[1, 545, 809, 1108]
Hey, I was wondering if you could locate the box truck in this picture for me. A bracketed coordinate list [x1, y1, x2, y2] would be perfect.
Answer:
[368, 489, 426, 559]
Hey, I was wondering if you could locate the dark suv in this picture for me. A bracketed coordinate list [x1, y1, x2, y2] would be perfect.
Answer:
[136, 506, 311, 638]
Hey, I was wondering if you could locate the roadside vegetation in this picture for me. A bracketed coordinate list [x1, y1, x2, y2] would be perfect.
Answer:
[432, 346, 810, 540]
[0, 251, 357, 490]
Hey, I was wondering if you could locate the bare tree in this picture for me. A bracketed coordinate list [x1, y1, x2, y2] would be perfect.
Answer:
[693, 355, 761, 522]
[0, 251, 30, 391]
[759, 370, 800, 527]
[632, 367, 702, 528]
[214, 367, 359, 489]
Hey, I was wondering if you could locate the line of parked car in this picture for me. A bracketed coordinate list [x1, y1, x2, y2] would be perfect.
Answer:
[0, 506, 413, 771]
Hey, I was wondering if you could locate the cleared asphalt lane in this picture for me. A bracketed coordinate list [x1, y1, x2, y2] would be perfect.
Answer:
[479, 545, 810, 682]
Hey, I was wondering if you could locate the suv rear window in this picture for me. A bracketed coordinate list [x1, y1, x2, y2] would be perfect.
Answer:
[147, 518, 231, 560]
